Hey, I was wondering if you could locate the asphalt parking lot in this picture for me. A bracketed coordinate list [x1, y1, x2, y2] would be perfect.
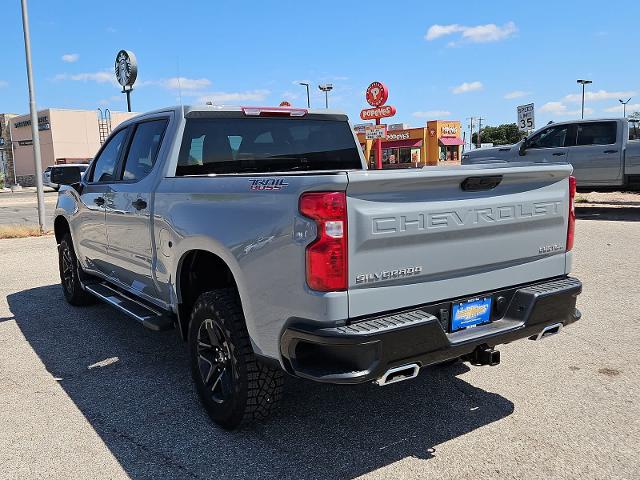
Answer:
[1, 212, 639, 479]
[0, 189, 57, 227]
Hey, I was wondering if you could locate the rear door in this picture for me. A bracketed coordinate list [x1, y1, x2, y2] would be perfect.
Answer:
[345, 165, 571, 318]
[567, 121, 622, 186]
[103, 116, 169, 299]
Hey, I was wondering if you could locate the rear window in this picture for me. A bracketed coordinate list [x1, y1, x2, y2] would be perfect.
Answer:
[629, 120, 640, 141]
[576, 122, 617, 146]
[176, 117, 362, 175]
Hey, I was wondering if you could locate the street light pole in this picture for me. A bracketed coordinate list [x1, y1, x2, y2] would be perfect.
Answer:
[577, 79, 592, 119]
[619, 98, 631, 117]
[299, 82, 310, 108]
[20, 0, 46, 232]
[318, 84, 333, 109]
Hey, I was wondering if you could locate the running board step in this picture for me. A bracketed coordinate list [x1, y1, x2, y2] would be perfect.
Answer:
[84, 283, 173, 331]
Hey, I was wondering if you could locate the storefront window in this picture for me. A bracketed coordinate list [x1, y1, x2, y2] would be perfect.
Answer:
[382, 147, 414, 167]
[439, 146, 459, 162]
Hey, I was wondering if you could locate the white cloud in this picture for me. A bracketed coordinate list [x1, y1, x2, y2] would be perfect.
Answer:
[54, 70, 116, 85]
[603, 103, 640, 113]
[0, 80, 8, 88]
[61, 53, 79, 63]
[98, 95, 123, 107]
[504, 90, 531, 99]
[426, 22, 517, 44]
[412, 110, 452, 118]
[162, 77, 211, 90]
[196, 89, 270, 104]
[425, 24, 465, 40]
[540, 101, 593, 117]
[451, 81, 483, 94]
[564, 89, 636, 103]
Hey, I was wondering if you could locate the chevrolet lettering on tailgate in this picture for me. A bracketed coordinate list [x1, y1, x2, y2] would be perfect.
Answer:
[371, 201, 562, 234]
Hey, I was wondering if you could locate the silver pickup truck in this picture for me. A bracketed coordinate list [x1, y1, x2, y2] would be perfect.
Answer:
[462, 118, 640, 189]
[53, 105, 582, 430]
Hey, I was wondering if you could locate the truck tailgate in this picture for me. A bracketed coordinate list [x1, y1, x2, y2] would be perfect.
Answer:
[346, 164, 572, 318]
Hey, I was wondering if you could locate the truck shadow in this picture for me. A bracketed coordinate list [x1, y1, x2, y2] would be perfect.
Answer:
[576, 206, 640, 221]
[7, 285, 514, 480]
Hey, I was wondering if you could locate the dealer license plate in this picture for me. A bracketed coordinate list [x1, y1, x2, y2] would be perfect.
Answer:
[451, 296, 492, 332]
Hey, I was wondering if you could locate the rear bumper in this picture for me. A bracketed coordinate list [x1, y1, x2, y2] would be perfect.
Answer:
[280, 276, 582, 384]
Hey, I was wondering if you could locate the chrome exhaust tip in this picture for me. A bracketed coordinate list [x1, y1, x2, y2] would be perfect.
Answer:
[375, 363, 420, 386]
[532, 322, 563, 341]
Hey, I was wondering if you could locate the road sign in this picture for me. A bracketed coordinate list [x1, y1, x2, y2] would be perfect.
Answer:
[517, 103, 535, 132]
[360, 105, 396, 120]
[365, 82, 389, 107]
[365, 124, 387, 140]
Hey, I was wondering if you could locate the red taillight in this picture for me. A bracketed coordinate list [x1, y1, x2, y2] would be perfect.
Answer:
[567, 175, 576, 251]
[299, 192, 347, 291]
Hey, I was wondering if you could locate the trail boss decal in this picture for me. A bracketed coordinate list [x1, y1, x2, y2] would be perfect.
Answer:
[355, 266, 423, 284]
[249, 178, 289, 191]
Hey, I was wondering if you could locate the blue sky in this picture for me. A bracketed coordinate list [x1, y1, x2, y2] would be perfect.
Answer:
[2, 0, 640, 137]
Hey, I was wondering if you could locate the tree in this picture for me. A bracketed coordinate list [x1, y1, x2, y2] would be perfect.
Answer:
[629, 111, 640, 120]
[472, 123, 526, 146]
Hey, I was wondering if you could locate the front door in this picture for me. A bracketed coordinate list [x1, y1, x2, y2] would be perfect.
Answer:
[104, 117, 169, 301]
[522, 123, 571, 164]
[75, 127, 129, 275]
[567, 121, 622, 186]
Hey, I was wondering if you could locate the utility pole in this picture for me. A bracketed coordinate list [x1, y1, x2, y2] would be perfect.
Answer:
[20, 0, 46, 232]
[477, 117, 485, 148]
[467, 117, 475, 150]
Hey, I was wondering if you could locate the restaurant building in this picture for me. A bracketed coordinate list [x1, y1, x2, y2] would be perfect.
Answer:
[7, 108, 136, 186]
[427, 120, 464, 163]
[356, 120, 463, 168]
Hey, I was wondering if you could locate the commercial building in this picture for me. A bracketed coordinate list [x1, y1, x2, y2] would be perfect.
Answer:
[356, 120, 463, 168]
[426, 120, 465, 163]
[6, 108, 136, 186]
[0, 113, 17, 186]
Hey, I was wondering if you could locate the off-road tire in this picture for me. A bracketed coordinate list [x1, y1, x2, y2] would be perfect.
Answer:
[188, 289, 284, 430]
[58, 233, 95, 306]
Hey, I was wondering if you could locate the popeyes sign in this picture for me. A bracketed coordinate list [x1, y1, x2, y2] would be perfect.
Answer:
[361, 81, 395, 120]
[360, 105, 396, 120]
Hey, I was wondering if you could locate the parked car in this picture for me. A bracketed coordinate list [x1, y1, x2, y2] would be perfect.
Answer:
[462, 118, 640, 189]
[53, 105, 582, 430]
[44, 164, 88, 190]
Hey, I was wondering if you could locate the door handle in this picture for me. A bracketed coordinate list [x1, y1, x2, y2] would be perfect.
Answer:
[603, 150, 618, 154]
[94, 196, 105, 206]
[552, 152, 566, 156]
[132, 198, 147, 210]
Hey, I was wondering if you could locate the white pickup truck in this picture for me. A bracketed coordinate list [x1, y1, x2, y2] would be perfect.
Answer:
[462, 118, 640, 189]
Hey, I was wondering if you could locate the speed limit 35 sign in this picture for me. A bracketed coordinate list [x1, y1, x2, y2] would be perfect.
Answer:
[517, 103, 535, 132]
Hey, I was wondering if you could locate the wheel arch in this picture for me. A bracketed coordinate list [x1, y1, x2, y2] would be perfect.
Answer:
[175, 249, 242, 341]
[54, 215, 71, 244]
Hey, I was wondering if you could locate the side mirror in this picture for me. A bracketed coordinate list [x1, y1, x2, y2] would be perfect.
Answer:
[518, 139, 527, 156]
[50, 166, 82, 186]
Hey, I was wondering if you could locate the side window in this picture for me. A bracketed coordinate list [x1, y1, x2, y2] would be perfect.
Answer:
[576, 122, 617, 146]
[527, 125, 569, 149]
[90, 128, 128, 183]
[121, 120, 168, 181]
[628, 120, 640, 141]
